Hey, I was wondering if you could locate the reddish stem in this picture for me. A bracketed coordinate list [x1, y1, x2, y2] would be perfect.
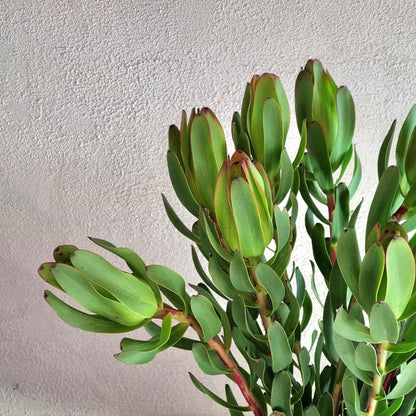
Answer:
[154, 306, 265, 416]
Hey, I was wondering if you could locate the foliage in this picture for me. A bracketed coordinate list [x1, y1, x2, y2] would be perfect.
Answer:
[39, 59, 416, 416]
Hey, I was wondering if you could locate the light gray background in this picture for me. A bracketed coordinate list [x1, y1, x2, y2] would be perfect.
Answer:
[2, 1, 416, 415]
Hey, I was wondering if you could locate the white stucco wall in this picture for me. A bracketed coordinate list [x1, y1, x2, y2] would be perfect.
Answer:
[2, 1, 416, 415]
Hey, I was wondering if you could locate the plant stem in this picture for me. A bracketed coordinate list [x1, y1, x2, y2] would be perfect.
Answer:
[327, 193, 337, 265]
[208, 338, 265, 416]
[249, 267, 272, 334]
[365, 342, 389, 416]
[155, 306, 265, 416]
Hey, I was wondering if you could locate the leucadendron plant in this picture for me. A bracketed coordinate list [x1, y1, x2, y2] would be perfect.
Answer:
[39, 59, 416, 416]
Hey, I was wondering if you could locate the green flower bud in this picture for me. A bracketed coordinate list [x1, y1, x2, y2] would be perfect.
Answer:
[39, 249, 158, 332]
[168, 108, 227, 214]
[240, 74, 290, 177]
[295, 59, 355, 170]
[214, 150, 273, 260]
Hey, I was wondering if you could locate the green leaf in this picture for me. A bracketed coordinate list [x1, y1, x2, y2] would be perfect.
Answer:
[44, 290, 141, 333]
[366, 166, 400, 237]
[337, 228, 361, 301]
[161, 194, 199, 243]
[299, 164, 330, 225]
[146, 265, 190, 315]
[385, 237, 416, 318]
[292, 119, 307, 169]
[230, 251, 256, 293]
[333, 333, 373, 384]
[274, 207, 291, 253]
[167, 150, 200, 216]
[331, 86, 355, 170]
[53, 245, 78, 264]
[38, 262, 63, 291]
[358, 242, 385, 314]
[190, 283, 232, 351]
[225, 385, 245, 416]
[191, 246, 225, 299]
[271, 371, 293, 416]
[70, 250, 157, 319]
[114, 350, 156, 365]
[386, 341, 416, 353]
[230, 177, 266, 259]
[192, 343, 231, 375]
[275, 148, 294, 204]
[307, 121, 334, 194]
[304, 406, 320, 416]
[189, 373, 252, 412]
[263, 97, 284, 177]
[201, 209, 233, 262]
[376, 397, 404, 416]
[378, 120, 396, 180]
[386, 360, 416, 399]
[396, 105, 416, 193]
[51, 263, 146, 327]
[355, 343, 378, 373]
[369, 302, 398, 343]
[317, 392, 334, 416]
[399, 292, 416, 321]
[348, 146, 362, 198]
[403, 182, 416, 211]
[269, 321, 293, 372]
[333, 308, 373, 343]
[332, 182, 350, 243]
[88, 237, 162, 306]
[208, 256, 237, 299]
[190, 294, 222, 341]
[329, 260, 347, 311]
[120, 314, 173, 352]
[311, 60, 338, 154]
[254, 263, 285, 315]
[295, 69, 313, 132]
[311, 223, 332, 282]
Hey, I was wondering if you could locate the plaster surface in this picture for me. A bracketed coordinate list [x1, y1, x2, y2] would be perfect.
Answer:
[1, 1, 416, 415]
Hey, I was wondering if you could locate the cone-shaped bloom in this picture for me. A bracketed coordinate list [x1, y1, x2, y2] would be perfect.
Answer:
[214, 150, 273, 259]
[240, 74, 290, 177]
[168, 108, 227, 214]
[295, 59, 355, 171]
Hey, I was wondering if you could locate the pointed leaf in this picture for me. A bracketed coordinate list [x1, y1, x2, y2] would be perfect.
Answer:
[331, 86, 355, 169]
[307, 121, 334, 194]
[263, 97, 283, 176]
[161, 194, 199, 243]
[51, 263, 145, 326]
[44, 290, 141, 333]
[167, 150, 200, 216]
[146, 265, 190, 315]
[366, 166, 400, 236]
[355, 343, 378, 373]
[385, 360, 416, 399]
[274, 148, 294, 204]
[192, 343, 230, 375]
[332, 182, 350, 243]
[189, 373, 252, 412]
[71, 250, 157, 318]
[378, 120, 396, 180]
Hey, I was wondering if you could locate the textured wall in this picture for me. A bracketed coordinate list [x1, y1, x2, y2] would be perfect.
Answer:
[1, 1, 416, 415]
